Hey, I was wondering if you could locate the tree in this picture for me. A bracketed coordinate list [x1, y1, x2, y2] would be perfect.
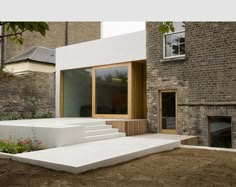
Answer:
[0, 22, 49, 68]
[157, 22, 175, 33]
[0, 22, 49, 44]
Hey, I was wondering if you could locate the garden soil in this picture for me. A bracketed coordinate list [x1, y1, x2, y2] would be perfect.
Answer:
[0, 148, 235, 187]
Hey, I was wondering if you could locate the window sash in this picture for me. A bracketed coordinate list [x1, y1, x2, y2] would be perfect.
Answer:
[164, 31, 185, 58]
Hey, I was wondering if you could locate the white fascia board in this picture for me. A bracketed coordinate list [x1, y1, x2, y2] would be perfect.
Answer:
[56, 30, 146, 71]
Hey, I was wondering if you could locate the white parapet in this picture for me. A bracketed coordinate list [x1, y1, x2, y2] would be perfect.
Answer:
[0, 119, 86, 148]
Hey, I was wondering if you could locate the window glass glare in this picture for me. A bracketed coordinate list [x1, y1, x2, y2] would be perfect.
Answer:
[173, 22, 185, 32]
[164, 22, 185, 58]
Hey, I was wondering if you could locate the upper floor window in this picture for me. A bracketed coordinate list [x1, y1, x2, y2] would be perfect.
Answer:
[164, 22, 185, 58]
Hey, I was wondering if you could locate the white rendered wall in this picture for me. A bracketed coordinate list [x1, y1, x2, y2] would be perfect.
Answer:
[0, 124, 85, 148]
[55, 31, 146, 117]
[5, 61, 55, 74]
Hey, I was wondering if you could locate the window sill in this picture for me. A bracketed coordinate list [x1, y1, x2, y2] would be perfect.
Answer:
[160, 55, 186, 63]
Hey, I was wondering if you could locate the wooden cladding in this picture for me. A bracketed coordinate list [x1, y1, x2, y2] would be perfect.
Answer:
[131, 62, 147, 119]
[107, 119, 147, 136]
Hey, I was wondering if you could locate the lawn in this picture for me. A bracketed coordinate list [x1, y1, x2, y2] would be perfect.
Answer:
[0, 148, 235, 186]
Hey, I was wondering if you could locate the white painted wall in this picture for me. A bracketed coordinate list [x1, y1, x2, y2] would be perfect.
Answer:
[55, 30, 146, 117]
[5, 61, 55, 74]
[0, 125, 85, 148]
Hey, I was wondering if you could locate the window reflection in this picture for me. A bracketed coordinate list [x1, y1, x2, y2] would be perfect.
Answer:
[164, 22, 185, 58]
[64, 68, 92, 117]
[96, 66, 128, 114]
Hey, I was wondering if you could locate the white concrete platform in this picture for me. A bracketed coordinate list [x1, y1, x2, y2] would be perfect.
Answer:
[11, 134, 180, 174]
[0, 118, 125, 148]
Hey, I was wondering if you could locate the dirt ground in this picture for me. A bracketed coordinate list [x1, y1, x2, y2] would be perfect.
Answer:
[0, 148, 236, 187]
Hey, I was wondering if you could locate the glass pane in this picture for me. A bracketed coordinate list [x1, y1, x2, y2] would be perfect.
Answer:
[209, 117, 232, 148]
[179, 32, 185, 43]
[180, 44, 185, 55]
[165, 32, 185, 57]
[64, 68, 92, 117]
[165, 35, 172, 57]
[173, 22, 185, 32]
[96, 66, 128, 114]
[169, 33, 179, 56]
[161, 92, 176, 130]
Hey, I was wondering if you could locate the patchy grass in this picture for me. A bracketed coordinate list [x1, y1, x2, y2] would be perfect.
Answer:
[0, 148, 235, 186]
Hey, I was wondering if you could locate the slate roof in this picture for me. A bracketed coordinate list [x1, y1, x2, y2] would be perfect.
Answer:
[5, 46, 55, 65]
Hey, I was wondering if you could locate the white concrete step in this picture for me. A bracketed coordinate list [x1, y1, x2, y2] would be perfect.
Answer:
[84, 132, 126, 143]
[68, 121, 108, 126]
[84, 124, 112, 131]
[85, 128, 119, 136]
[81, 121, 107, 126]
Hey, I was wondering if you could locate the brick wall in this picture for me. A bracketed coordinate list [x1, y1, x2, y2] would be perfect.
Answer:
[0, 72, 55, 118]
[5, 22, 101, 61]
[146, 22, 236, 147]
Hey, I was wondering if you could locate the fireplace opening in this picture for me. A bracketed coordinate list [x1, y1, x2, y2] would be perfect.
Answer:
[208, 116, 232, 148]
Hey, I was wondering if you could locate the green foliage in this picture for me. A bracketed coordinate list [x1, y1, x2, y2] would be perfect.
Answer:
[157, 22, 175, 34]
[0, 137, 46, 154]
[1, 22, 49, 45]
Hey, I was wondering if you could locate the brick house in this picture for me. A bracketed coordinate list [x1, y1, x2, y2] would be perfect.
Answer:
[146, 22, 236, 148]
[55, 22, 235, 148]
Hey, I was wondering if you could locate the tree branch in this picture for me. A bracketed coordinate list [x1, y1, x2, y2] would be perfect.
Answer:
[0, 29, 27, 39]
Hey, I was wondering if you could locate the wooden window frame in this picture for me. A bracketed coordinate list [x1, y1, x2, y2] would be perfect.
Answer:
[159, 90, 177, 134]
[92, 62, 132, 119]
[60, 71, 64, 117]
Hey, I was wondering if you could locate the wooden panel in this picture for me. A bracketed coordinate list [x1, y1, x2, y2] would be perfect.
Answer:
[128, 63, 132, 118]
[143, 63, 147, 119]
[92, 67, 96, 117]
[131, 62, 146, 119]
[108, 121, 126, 132]
[60, 71, 64, 117]
[108, 119, 147, 136]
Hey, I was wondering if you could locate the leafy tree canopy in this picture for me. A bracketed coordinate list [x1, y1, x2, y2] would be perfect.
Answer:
[0, 22, 49, 44]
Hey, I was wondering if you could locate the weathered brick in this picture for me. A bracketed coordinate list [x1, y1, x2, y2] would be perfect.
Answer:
[146, 22, 236, 147]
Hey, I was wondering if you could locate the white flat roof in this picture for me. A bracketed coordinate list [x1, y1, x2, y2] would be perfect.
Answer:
[56, 30, 146, 71]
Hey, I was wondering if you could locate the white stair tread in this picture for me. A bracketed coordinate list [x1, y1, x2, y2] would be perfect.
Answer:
[80, 122, 107, 126]
[86, 132, 125, 138]
[85, 128, 119, 136]
[84, 132, 126, 142]
[85, 125, 112, 130]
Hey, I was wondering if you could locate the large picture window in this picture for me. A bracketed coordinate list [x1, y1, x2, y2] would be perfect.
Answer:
[164, 22, 185, 58]
[63, 68, 92, 117]
[61, 62, 146, 119]
[95, 66, 128, 115]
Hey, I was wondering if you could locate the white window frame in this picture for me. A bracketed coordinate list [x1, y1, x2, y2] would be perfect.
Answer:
[163, 22, 185, 59]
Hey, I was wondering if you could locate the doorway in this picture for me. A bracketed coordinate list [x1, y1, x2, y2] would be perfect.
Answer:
[160, 91, 177, 134]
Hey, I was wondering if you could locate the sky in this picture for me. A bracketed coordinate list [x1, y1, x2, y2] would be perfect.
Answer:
[102, 22, 145, 38]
